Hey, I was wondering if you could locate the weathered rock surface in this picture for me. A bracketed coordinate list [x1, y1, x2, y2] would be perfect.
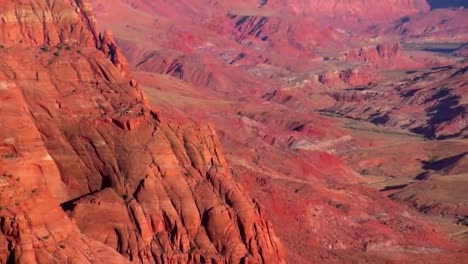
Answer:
[318, 68, 375, 87]
[344, 44, 402, 64]
[0, 0, 98, 47]
[0, 1, 284, 263]
[0, 169, 131, 264]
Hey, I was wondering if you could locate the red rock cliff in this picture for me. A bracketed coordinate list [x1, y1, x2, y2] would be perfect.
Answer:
[0, 1, 284, 263]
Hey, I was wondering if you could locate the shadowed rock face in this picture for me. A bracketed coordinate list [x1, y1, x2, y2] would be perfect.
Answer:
[0, 1, 284, 263]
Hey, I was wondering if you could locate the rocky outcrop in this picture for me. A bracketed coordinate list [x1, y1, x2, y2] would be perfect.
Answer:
[344, 43, 402, 64]
[0, 170, 131, 264]
[0, 0, 284, 263]
[318, 68, 375, 87]
[98, 30, 131, 78]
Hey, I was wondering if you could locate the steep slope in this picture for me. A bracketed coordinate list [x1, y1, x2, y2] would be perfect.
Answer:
[0, 1, 284, 263]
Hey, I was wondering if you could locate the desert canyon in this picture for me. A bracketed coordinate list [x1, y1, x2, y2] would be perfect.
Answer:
[0, 0, 467, 263]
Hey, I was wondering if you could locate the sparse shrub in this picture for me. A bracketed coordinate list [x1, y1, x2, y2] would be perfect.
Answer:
[31, 188, 37, 194]
[59, 244, 65, 249]
[53, 52, 60, 57]
[40, 46, 50, 52]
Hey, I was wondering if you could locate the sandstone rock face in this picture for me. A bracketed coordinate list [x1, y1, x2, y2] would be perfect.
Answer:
[98, 30, 131, 78]
[344, 44, 402, 64]
[0, 170, 131, 264]
[0, 0, 98, 47]
[0, 1, 284, 263]
[318, 68, 375, 87]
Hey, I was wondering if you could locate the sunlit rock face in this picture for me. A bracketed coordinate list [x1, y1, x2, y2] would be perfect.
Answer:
[0, 1, 285, 263]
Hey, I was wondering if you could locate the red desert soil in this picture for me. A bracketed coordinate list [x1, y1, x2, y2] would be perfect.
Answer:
[0, 0, 467, 263]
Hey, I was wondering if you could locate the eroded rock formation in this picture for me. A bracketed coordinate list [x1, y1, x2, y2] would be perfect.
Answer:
[0, 1, 284, 263]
